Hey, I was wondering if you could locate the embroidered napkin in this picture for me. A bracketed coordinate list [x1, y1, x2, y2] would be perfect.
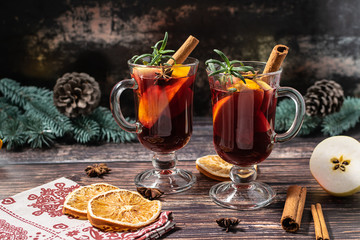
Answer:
[0, 177, 175, 240]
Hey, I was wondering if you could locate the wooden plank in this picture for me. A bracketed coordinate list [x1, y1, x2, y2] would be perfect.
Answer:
[0, 159, 359, 239]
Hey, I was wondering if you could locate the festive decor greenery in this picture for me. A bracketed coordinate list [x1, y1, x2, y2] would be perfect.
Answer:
[276, 97, 360, 136]
[0, 78, 136, 150]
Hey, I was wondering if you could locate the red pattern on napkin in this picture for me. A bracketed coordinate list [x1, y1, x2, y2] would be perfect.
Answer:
[0, 178, 175, 240]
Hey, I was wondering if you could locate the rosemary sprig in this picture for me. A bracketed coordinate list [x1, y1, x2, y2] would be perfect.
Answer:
[205, 49, 255, 84]
[132, 32, 176, 66]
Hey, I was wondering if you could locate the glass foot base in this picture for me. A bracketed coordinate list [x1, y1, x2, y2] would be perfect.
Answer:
[134, 168, 196, 194]
[209, 181, 276, 210]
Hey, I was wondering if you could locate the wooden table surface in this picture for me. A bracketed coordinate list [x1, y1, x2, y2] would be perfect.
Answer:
[1, 118, 360, 239]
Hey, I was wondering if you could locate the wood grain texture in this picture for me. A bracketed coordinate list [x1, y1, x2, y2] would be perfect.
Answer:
[1, 118, 360, 239]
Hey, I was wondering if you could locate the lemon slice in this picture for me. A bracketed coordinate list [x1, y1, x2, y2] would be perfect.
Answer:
[196, 155, 233, 181]
[88, 189, 162, 232]
[63, 183, 119, 219]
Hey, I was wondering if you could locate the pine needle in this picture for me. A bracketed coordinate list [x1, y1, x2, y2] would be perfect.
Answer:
[89, 107, 137, 143]
[0, 78, 136, 149]
[24, 119, 56, 148]
[322, 97, 360, 136]
[71, 116, 100, 143]
[275, 99, 321, 136]
[0, 119, 27, 150]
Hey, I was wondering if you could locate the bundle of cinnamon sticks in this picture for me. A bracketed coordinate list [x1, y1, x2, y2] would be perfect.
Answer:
[280, 185, 330, 240]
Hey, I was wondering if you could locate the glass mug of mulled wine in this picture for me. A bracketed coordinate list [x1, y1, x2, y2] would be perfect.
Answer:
[110, 57, 199, 194]
[207, 61, 305, 210]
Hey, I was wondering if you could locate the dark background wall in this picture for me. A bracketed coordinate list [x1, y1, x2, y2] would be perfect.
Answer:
[1, 0, 360, 116]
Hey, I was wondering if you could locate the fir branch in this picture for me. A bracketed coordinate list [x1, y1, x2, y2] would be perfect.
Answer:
[322, 97, 360, 136]
[71, 116, 100, 143]
[24, 98, 72, 137]
[275, 99, 294, 132]
[89, 107, 137, 143]
[275, 99, 321, 136]
[0, 118, 27, 150]
[0, 111, 7, 123]
[24, 119, 56, 148]
[298, 115, 322, 136]
[0, 78, 137, 149]
[22, 86, 53, 100]
[0, 78, 53, 107]
[0, 78, 28, 108]
[0, 97, 23, 118]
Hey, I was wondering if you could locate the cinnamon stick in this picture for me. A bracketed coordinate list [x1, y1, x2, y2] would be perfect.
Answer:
[167, 35, 199, 65]
[263, 44, 289, 74]
[311, 203, 330, 240]
[280, 185, 307, 232]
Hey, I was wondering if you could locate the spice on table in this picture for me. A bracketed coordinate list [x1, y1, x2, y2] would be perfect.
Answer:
[311, 203, 330, 240]
[137, 187, 164, 200]
[280, 185, 307, 232]
[85, 163, 111, 177]
[216, 218, 240, 232]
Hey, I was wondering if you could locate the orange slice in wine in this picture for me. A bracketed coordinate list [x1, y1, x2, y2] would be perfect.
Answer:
[137, 65, 192, 129]
[171, 65, 191, 78]
[212, 80, 268, 135]
[254, 111, 271, 132]
[212, 95, 232, 125]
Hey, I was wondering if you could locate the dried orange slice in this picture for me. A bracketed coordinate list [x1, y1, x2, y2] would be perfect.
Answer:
[88, 189, 162, 232]
[63, 183, 118, 219]
[196, 155, 233, 181]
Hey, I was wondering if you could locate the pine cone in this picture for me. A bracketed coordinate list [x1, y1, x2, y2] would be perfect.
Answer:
[53, 72, 101, 118]
[304, 79, 344, 117]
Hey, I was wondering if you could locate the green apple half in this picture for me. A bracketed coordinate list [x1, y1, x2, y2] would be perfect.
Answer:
[310, 136, 360, 197]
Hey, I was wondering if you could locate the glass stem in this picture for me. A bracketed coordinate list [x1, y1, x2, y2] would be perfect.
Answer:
[230, 165, 257, 185]
[152, 152, 177, 172]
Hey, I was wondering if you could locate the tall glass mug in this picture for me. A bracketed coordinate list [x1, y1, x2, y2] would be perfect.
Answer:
[110, 57, 199, 194]
[207, 61, 305, 209]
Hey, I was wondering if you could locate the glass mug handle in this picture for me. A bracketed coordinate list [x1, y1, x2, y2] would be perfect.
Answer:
[274, 87, 305, 143]
[110, 79, 142, 133]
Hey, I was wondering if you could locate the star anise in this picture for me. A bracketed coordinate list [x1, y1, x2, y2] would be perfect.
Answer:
[85, 163, 111, 177]
[137, 187, 164, 200]
[216, 217, 240, 232]
[154, 66, 173, 84]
